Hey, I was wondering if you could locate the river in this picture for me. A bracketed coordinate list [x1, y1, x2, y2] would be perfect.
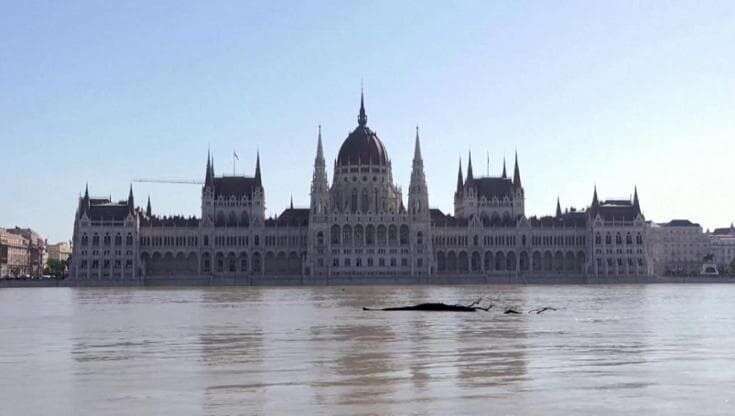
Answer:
[1, 284, 733, 415]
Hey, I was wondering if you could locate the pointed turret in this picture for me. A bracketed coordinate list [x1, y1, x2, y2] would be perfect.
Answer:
[316, 125, 325, 164]
[466, 150, 474, 183]
[556, 197, 562, 218]
[501, 157, 507, 179]
[127, 184, 134, 211]
[254, 151, 262, 188]
[591, 185, 600, 215]
[456, 158, 464, 193]
[146, 196, 152, 217]
[413, 126, 422, 162]
[358, 88, 367, 126]
[80, 183, 90, 217]
[409, 126, 429, 216]
[205, 149, 214, 186]
[310, 126, 329, 214]
[290, 194, 294, 210]
[513, 151, 522, 188]
[633, 186, 641, 214]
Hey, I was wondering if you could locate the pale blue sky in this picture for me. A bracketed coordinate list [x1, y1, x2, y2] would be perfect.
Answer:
[2, 1, 734, 243]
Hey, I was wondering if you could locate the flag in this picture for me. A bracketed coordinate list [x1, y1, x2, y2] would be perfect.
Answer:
[233, 150, 239, 160]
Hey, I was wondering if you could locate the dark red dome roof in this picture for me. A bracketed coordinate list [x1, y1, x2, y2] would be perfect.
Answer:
[336, 92, 389, 166]
[337, 125, 388, 166]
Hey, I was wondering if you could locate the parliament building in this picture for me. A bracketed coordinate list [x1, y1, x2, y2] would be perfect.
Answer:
[70, 94, 654, 282]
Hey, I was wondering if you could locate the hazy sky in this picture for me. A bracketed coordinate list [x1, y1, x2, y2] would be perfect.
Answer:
[2, 1, 734, 243]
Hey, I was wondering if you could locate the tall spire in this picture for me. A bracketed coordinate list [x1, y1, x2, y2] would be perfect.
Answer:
[633, 186, 640, 214]
[556, 196, 562, 218]
[290, 194, 294, 210]
[466, 150, 474, 182]
[358, 87, 367, 126]
[592, 185, 599, 209]
[79, 183, 90, 218]
[316, 125, 324, 163]
[409, 125, 429, 216]
[146, 196, 152, 217]
[205, 149, 214, 186]
[127, 184, 134, 211]
[254, 151, 262, 187]
[413, 126, 422, 161]
[310, 125, 329, 214]
[501, 157, 507, 178]
[513, 151, 522, 188]
[456, 157, 464, 193]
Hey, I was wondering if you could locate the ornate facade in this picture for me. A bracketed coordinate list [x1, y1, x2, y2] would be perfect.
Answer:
[70, 94, 654, 281]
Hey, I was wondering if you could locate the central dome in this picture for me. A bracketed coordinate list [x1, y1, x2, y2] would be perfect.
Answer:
[336, 94, 389, 167]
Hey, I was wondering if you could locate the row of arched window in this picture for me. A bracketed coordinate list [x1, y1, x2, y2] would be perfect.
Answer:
[214, 211, 250, 227]
[326, 224, 413, 246]
[140, 236, 197, 247]
[80, 233, 134, 247]
[595, 232, 643, 246]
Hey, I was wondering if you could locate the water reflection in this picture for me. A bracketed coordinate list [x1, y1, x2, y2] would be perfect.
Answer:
[2, 285, 735, 415]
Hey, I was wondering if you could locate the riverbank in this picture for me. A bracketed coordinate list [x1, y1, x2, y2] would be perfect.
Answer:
[3, 274, 735, 288]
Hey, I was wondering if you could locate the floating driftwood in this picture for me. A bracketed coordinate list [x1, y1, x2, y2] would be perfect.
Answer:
[363, 298, 492, 312]
[528, 307, 558, 314]
[503, 308, 522, 314]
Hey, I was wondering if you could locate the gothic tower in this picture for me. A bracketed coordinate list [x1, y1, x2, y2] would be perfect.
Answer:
[310, 125, 329, 216]
[408, 126, 429, 220]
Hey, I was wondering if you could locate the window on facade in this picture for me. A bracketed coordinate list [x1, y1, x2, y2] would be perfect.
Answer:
[399, 225, 409, 245]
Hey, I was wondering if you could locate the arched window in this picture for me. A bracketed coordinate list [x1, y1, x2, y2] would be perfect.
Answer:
[81, 234, 89, 246]
[595, 233, 602, 245]
[417, 231, 423, 245]
[331, 225, 341, 245]
[361, 190, 369, 213]
[605, 234, 612, 245]
[126, 233, 133, 246]
[399, 225, 409, 245]
[636, 233, 643, 245]
[103, 234, 111, 246]
[215, 212, 226, 227]
[240, 211, 250, 227]
[626, 233, 633, 245]
[616, 233, 622, 245]
[114, 234, 122, 246]
[365, 225, 375, 245]
[316, 231, 324, 246]
[388, 225, 398, 245]
[351, 189, 358, 213]
[354, 225, 364, 246]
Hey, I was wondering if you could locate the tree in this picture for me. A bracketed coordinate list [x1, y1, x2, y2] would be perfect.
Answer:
[45, 258, 66, 277]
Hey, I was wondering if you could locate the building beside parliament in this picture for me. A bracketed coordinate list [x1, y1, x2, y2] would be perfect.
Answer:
[70, 94, 654, 281]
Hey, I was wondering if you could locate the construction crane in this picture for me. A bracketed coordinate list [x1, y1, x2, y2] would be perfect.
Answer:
[133, 178, 204, 185]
